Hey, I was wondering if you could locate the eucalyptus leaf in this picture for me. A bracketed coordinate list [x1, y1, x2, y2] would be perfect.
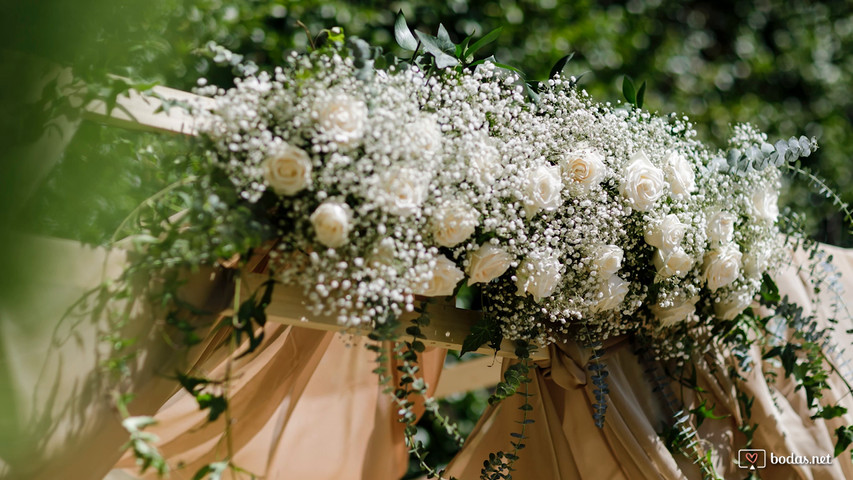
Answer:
[394, 10, 418, 51]
[415, 30, 459, 68]
[436, 24, 455, 52]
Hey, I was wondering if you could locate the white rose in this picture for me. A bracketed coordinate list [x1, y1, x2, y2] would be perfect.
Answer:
[262, 143, 312, 195]
[416, 255, 464, 297]
[715, 291, 753, 321]
[703, 245, 743, 292]
[619, 150, 665, 212]
[409, 117, 443, 157]
[645, 214, 687, 250]
[593, 244, 623, 277]
[743, 249, 770, 277]
[523, 164, 563, 217]
[650, 296, 699, 328]
[379, 166, 429, 216]
[591, 274, 629, 313]
[664, 151, 696, 198]
[562, 147, 605, 192]
[314, 93, 367, 147]
[432, 202, 479, 247]
[752, 188, 779, 223]
[515, 250, 562, 301]
[706, 211, 736, 246]
[653, 247, 694, 278]
[310, 202, 352, 248]
[468, 244, 512, 284]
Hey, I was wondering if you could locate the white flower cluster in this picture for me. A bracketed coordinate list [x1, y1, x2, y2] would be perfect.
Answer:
[193, 49, 785, 350]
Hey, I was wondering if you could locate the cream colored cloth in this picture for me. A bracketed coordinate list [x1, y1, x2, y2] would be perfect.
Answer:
[0, 237, 232, 480]
[446, 246, 853, 480]
[0, 236, 445, 480]
[4, 236, 853, 480]
[112, 325, 445, 479]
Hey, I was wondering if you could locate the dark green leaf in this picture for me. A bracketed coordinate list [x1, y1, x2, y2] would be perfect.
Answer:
[636, 81, 647, 109]
[812, 405, 847, 420]
[835, 426, 853, 457]
[196, 392, 228, 422]
[191, 461, 228, 480]
[759, 273, 781, 304]
[549, 53, 574, 79]
[460, 316, 500, 355]
[394, 10, 418, 51]
[622, 76, 636, 105]
[456, 32, 474, 59]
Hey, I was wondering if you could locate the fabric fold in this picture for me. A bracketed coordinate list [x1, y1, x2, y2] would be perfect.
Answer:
[447, 247, 853, 479]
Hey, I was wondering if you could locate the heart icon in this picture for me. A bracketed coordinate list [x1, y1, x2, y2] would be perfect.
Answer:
[745, 452, 758, 464]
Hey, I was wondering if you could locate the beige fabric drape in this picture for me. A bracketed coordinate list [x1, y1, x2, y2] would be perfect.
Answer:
[0, 236, 232, 480]
[3, 235, 853, 480]
[112, 325, 446, 479]
[0, 236, 445, 480]
[446, 246, 853, 480]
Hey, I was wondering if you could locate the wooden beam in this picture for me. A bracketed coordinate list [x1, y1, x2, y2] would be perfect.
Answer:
[82, 84, 212, 135]
[241, 273, 548, 361]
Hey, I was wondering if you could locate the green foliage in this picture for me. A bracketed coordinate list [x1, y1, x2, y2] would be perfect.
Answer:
[460, 316, 503, 356]
[621, 76, 646, 109]
[121, 416, 169, 476]
[688, 399, 728, 428]
[835, 425, 853, 458]
[480, 342, 534, 480]
[370, 302, 462, 480]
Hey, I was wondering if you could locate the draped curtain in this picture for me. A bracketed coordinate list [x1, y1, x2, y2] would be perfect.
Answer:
[2, 237, 851, 480]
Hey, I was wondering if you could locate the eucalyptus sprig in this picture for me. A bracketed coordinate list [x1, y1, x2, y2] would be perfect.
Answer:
[480, 341, 534, 480]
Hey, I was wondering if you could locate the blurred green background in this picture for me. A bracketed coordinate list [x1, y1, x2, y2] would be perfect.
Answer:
[4, 0, 853, 477]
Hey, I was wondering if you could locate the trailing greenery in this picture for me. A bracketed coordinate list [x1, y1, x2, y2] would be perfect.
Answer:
[480, 342, 534, 480]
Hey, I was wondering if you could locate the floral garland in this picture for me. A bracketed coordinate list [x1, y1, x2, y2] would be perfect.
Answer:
[193, 33, 806, 356]
[110, 18, 853, 479]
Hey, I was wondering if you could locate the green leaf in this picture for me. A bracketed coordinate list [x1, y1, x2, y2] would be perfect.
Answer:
[464, 27, 503, 60]
[549, 53, 574, 79]
[522, 82, 540, 105]
[394, 10, 418, 51]
[456, 32, 474, 59]
[834, 425, 853, 457]
[196, 392, 228, 422]
[636, 81, 647, 109]
[622, 76, 636, 105]
[461, 316, 501, 355]
[415, 30, 459, 68]
[759, 273, 781, 304]
[436, 24, 455, 52]
[812, 405, 847, 420]
[689, 399, 729, 428]
[191, 461, 228, 480]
